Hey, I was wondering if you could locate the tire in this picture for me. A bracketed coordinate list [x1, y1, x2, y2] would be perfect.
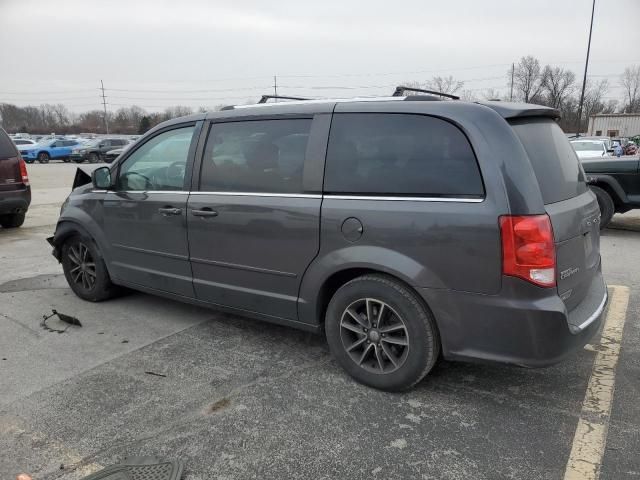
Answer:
[73, 158, 84, 163]
[325, 274, 440, 391]
[37, 152, 50, 163]
[88, 152, 100, 164]
[590, 185, 615, 229]
[63, 157, 70, 163]
[0, 212, 25, 228]
[61, 234, 120, 302]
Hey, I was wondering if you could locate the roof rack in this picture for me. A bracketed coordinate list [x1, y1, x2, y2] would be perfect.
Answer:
[392, 86, 460, 100]
[257, 94, 310, 104]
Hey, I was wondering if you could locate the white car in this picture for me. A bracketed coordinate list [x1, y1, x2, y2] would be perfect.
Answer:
[12, 138, 37, 147]
[570, 139, 608, 159]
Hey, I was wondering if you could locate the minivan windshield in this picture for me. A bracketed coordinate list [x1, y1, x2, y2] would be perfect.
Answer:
[509, 118, 587, 204]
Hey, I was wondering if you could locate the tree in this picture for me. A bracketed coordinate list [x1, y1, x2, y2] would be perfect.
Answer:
[428, 76, 464, 95]
[138, 116, 151, 134]
[620, 65, 640, 113]
[541, 66, 576, 109]
[512, 56, 544, 103]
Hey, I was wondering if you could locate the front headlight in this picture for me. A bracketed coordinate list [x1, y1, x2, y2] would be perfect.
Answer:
[80, 149, 87, 153]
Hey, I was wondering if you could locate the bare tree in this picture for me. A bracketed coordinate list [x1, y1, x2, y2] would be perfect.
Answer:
[620, 65, 640, 113]
[541, 66, 576, 109]
[428, 76, 464, 95]
[512, 56, 544, 103]
[482, 88, 506, 101]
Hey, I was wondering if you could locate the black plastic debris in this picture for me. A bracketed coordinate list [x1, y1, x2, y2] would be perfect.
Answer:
[79, 457, 184, 480]
[41, 309, 82, 333]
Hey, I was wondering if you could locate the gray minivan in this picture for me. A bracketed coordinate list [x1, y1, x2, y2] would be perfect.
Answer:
[48, 96, 607, 390]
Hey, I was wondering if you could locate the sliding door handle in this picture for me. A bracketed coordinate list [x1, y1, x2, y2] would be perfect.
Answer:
[191, 208, 218, 218]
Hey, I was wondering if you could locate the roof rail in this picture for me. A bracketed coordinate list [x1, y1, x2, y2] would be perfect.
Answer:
[257, 94, 310, 104]
[392, 86, 460, 100]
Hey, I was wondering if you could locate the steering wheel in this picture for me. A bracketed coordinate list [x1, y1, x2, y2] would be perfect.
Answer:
[121, 171, 152, 190]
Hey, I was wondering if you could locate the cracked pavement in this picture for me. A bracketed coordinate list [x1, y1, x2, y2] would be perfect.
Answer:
[1, 164, 639, 479]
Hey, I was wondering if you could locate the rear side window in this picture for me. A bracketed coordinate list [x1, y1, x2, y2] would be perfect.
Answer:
[510, 118, 587, 204]
[324, 113, 483, 197]
[200, 119, 312, 193]
[0, 130, 18, 159]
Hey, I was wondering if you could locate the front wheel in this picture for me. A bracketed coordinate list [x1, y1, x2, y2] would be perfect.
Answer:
[325, 274, 440, 391]
[37, 152, 50, 163]
[589, 185, 615, 229]
[88, 152, 100, 163]
[63, 157, 71, 163]
[61, 234, 120, 301]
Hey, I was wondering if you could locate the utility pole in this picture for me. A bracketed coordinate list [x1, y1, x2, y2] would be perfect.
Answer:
[100, 80, 109, 134]
[273, 75, 278, 102]
[576, 0, 596, 137]
[509, 63, 515, 101]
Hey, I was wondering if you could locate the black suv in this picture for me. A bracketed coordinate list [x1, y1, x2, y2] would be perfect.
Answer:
[48, 94, 607, 390]
[0, 127, 30, 228]
[581, 156, 640, 228]
[69, 138, 130, 163]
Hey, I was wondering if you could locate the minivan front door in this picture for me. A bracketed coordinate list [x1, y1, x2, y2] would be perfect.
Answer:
[103, 124, 198, 297]
[187, 117, 326, 320]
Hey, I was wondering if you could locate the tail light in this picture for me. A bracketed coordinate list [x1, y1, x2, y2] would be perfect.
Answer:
[500, 215, 556, 287]
[19, 157, 29, 186]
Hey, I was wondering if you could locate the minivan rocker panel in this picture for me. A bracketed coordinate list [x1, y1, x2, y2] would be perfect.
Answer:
[48, 97, 607, 391]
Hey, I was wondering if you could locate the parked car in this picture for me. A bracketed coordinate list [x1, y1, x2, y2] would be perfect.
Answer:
[12, 138, 37, 148]
[22, 138, 82, 163]
[570, 139, 608, 159]
[103, 144, 133, 163]
[0, 127, 30, 228]
[582, 156, 640, 228]
[48, 97, 606, 391]
[68, 138, 130, 163]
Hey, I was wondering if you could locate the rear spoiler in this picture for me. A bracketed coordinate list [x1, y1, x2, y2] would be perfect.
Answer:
[72, 164, 103, 189]
[477, 101, 561, 120]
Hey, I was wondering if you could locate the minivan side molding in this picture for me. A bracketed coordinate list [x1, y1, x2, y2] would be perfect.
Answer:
[100, 190, 484, 203]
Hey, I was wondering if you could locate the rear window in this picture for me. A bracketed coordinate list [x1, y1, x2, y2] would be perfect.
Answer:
[0, 129, 18, 159]
[324, 113, 484, 197]
[510, 118, 587, 204]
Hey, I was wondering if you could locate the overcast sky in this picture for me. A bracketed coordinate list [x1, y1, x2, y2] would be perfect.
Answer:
[1, 0, 638, 112]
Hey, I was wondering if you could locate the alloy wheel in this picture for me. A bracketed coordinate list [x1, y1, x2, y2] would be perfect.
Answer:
[67, 242, 96, 291]
[339, 298, 410, 374]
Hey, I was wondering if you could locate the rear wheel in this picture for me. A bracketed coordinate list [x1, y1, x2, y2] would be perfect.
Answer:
[37, 152, 50, 163]
[325, 274, 440, 391]
[590, 185, 614, 229]
[88, 152, 100, 163]
[0, 212, 25, 228]
[61, 234, 120, 301]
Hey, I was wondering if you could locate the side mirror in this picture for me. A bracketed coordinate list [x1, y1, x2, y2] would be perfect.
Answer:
[92, 166, 112, 189]
[98, 143, 105, 148]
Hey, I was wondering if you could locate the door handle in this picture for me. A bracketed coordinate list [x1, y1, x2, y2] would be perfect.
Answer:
[158, 207, 182, 216]
[191, 208, 218, 218]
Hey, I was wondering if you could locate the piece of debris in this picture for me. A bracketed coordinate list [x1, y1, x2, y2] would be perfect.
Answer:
[121, 339, 129, 343]
[144, 371, 167, 377]
[41, 309, 82, 333]
[206, 398, 231, 414]
[16, 474, 32, 480]
[76, 457, 183, 480]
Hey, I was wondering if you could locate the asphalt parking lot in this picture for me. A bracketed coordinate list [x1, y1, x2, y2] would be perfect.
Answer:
[1, 163, 639, 480]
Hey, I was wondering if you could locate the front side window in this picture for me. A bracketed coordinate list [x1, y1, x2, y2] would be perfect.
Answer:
[324, 113, 484, 197]
[117, 126, 195, 191]
[199, 119, 312, 193]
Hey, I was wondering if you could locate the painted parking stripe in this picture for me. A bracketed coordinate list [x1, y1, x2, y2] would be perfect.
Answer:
[564, 285, 630, 480]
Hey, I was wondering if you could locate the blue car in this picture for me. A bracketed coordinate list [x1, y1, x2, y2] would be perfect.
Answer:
[21, 139, 82, 163]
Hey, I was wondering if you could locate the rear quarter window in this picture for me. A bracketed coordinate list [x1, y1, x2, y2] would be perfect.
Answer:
[324, 113, 484, 197]
[0, 129, 18, 159]
[509, 118, 587, 204]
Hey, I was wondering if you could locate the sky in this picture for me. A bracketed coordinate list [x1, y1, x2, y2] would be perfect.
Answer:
[0, 0, 638, 112]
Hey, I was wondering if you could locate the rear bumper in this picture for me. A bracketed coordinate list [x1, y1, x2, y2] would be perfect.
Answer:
[0, 187, 31, 215]
[418, 268, 607, 368]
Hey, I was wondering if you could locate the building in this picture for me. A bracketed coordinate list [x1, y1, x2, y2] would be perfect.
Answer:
[588, 113, 640, 138]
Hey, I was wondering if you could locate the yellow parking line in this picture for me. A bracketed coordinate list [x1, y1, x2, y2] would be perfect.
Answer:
[564, 285, 630, 480]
